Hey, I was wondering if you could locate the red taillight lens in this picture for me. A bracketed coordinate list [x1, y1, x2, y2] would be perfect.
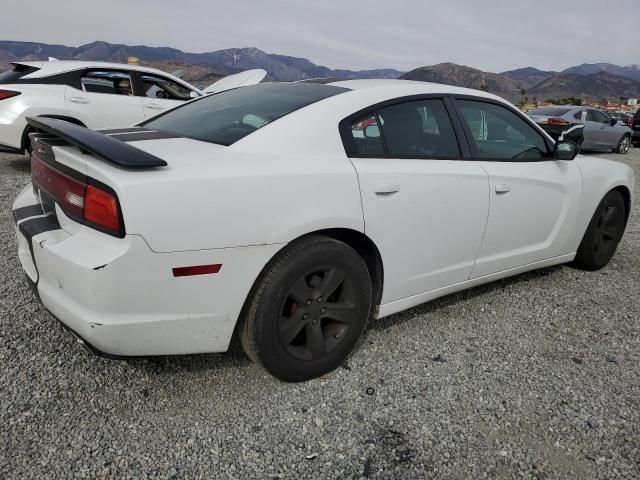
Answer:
[172, 264, 222, 277]
[31, 154, 86, 219]
[547, 117, 570, 126]
[31, 147, 123, 236]
[630, 117, 635, 127]
[0, 89, 20, 101]
[84, 185, 121, 233]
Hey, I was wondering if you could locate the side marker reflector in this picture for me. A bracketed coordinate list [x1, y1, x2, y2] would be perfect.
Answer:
[172, 264, 222, 277]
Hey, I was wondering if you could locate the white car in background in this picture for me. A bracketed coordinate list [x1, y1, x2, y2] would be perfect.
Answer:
[12, 80, 634, 382]
[0, 60, 266, 154]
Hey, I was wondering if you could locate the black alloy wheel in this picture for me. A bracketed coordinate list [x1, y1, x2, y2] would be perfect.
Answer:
[240, 235, 372, 382]
[278, 266, 358, 361]
[573, 190, 626, 270]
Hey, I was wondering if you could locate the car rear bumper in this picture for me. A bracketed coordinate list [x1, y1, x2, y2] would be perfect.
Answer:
[12, 185, 282, 357]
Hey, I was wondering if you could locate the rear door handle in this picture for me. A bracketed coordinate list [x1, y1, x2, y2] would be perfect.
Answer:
[68, 96, 89, 104]
[374, 183, 400, 195]
[495, 184, 511, 194]
[146, 103, 164, 110]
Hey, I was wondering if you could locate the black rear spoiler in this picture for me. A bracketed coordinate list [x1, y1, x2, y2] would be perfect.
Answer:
[26, 117, 167, 168]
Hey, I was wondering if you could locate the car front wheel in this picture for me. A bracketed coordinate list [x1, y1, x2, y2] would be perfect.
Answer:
[573, 190, 627, 270]
[239, 235, 372, 382]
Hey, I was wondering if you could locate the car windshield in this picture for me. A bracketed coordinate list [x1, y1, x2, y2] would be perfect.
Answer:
[528, 107, 572, 116]
[143, 82, 349, 145]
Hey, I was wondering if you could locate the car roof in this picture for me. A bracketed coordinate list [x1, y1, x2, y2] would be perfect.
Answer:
[325, 78, 505, 100]
[12, 60, 189, 82]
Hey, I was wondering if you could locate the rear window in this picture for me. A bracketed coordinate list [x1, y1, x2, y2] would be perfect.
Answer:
[143, 82, 348, 146]
[0, 64, 40, 84]
[528, 107, 572, 116]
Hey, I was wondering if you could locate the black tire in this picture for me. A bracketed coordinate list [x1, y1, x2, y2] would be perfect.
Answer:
[573, 190, 626, 271]
[239, 235, 372, 382]
[615, 134, 630, 154]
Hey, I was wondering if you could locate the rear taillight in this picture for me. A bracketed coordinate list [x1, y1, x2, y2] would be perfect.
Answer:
[31, 150, 124, 237]
[630, 117, 635, 127]
[84, 185, 121, 232]
[547, 117, 570, 126]
[0, 89, 20, 101]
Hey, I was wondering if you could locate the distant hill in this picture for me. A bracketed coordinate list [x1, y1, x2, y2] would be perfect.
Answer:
[401, 63, 522, 102]
[561, 63, 640, 82]
[0, 40, 404, 82]
[501, 67, 557, 90]
[527, 72, 640, 101]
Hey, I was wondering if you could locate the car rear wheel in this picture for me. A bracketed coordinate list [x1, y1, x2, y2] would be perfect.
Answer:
[239, 235, 372, 382]
[573, 190, 626, 271]
[615, 134, 630, 154]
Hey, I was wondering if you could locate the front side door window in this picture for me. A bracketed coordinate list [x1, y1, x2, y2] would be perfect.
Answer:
[456, 100, 550, 160]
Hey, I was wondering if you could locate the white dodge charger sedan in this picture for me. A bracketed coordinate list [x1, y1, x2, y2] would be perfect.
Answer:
[12, 79, 634, 381]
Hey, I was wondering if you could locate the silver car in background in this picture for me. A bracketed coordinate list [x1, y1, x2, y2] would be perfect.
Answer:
[528, 106, 632, 154]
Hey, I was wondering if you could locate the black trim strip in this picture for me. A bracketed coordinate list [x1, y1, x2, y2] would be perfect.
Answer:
[12, 204, 44, 224]
[106, 130, 182, 143]
[26, 117, 167, 168]
[18, 215, 60, 247]
[98, 127, 150, 135]
[18, 214, 60, 281]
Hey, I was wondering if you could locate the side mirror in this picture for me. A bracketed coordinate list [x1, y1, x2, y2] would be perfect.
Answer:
[610, 117, 618, 126]
[363, 124, 380, 138]
[189, 91, 199, 99]
[555, 141, 578, 160]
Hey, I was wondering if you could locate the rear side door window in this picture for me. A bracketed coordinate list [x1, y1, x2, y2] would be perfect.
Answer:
[456, 100, 550, 160]
[81, 70, 134, 96]
[139, 73, 194, 101]
[349, 98, 460, 158]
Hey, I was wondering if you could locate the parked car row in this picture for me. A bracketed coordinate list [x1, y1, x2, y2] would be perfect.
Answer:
[527, 106, 633, 154]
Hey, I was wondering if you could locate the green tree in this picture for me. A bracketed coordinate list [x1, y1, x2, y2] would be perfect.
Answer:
[479, 84, 489, 92]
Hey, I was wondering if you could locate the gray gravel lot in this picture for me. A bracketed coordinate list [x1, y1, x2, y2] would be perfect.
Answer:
[1, 148, 639, 480]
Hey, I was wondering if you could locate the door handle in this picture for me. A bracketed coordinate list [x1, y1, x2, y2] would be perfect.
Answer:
[374, 183, 400, 195]
[68, 96, 89, 104]
[146, 103, 164, 110]
[495, 184, 511, 194]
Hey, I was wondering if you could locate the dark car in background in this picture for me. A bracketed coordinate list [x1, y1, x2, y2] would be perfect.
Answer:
[528, 106, 632, 154]
[610, 111, 634, 126]
[630, 109, 640, 147]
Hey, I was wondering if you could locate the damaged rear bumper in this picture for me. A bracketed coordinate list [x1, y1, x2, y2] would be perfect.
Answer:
[12, 184, 275, 357]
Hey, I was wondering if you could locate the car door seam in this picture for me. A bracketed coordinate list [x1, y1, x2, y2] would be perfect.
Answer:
[468, 161, 491, 280]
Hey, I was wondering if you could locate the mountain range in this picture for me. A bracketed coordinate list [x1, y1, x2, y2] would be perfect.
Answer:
[0, 40, 403, 81]
[402, 63, 640, 103]
[1, 40, 639, 103]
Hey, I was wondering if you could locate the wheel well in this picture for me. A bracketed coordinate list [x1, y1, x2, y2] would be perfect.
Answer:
[310, 228, 384, 314]
[21, 116, 86, 150]
[613, 186, 632, 225]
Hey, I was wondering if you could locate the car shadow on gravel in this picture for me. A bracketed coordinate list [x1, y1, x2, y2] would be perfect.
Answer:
[8, 158, 30, 174]
[121, 338, 252, 375]
[368, 265, 563, 332]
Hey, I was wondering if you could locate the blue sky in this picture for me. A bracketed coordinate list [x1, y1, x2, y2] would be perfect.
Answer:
[3, 0, 638, 72]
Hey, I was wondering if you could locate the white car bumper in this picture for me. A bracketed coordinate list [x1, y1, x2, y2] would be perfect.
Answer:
[13, 185, 282, 357]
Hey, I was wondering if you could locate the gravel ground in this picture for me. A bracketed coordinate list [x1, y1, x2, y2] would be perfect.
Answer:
[1, 148, 639, 480]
